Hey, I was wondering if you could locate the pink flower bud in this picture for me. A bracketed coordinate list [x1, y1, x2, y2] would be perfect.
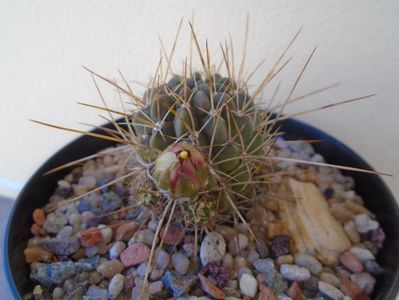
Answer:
[153, 142, 208, 197]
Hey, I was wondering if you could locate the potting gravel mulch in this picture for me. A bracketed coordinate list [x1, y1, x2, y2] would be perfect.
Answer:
[22, 138, 385, 300]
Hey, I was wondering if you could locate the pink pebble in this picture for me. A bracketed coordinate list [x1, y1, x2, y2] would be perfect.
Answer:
[339, 251, 364, 273]
[120, 243, 150, 267]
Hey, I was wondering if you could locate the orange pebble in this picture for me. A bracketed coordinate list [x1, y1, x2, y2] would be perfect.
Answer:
[32, 208, 45, 226]
[80, 227, 103, 247]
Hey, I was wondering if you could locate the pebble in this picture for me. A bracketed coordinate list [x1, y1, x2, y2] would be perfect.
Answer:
[52, 287, 65, 299]
[56, 225, 73, 238]
[43, 213, 68, 233]
[330, 204, 353, 223]
[339, 277, 366, 299]
[80, 211, 96, 225]
[294, 253, 323, 275]
[162, 270, 197, 298]
[200, 232, 226, 266]
[40, 237, 80, 256]
[304, 276, 319, 291]
[32, 208, 46, 226]
[345, 201, 369, 214]
[247, 250, 260, 263]
[87, 285, 108, 300]
[160, 225, 185, 245]
[253, 258, 275, 275]
[86, 245, 100, 257]
[120, 243, 150, 267]
[350, 247, 375, 262]
[108, 274, 124, 299]
[263, 269, 288, 294]
[215, 224, 238, 242]
[343, 221, 361, 244]
[172, 252, 190, 275]
[97, 224, 113, 244]
[286, 281, 303, 300]
[355, 213, 379, 234]
[339, 251, 364, 273]
[319, 272, 340, 288]
[350, 272, 376, 294]
[239, 273, 258, 297]
[129, 229, 157, 246]
[228, 234, 249, 255]
[268, 222, 286, 239]
[24, 247, 53, 263]
[100, 192, 123, 213]
[238, 267, 253, 279]
[280, 264, 311, 282]
[151, 267, 165, 280]
[131, 286, 149, 300]
[80, 227, 104, 247]
[109, 241, 126, 259]
[115, 221, 139, 241]
[276, 255, 294, 266]
[147, 220, 159, 231]
[183, 243, 197, 258]
[88, 271, 102, 285]
[148, 280, 163, 294]
[96, 260, 124, 278]
[371, 228, 385, 248]
[270, 235, 291, 258]
[198, 273, 226, 299]
[137, 261, 151, 277]
[258, 283, 277, 300]
[222, 253, 234, 269]
[79, 176, 97, 189]
[30, 256, 99, 286]
[364, 259, 384, 275]
[318, 281, 344, 300]
[155, 248, 171, 269]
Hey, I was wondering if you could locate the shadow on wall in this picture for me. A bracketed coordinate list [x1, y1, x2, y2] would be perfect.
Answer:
[1, 196, 15, 300]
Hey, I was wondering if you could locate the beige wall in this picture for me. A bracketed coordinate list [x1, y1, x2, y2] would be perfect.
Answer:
[0, 0, 398, 201]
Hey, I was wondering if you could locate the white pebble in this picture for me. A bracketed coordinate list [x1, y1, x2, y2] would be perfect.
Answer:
[280, 264, 311, 281]
[108, 274, 125, 299]
[97, 224, 113, 244]
[294, 253, 323, 275]
[350, 273, 376, 294]
[239, 273, 258, 297]
[109, 241, 126, 259]
[355, 213, 379, 233]
[350, 247, 375, 262]
[155, 248, 170, 269]
[318, 281, 344, 300]
[200, 232, 226, 266]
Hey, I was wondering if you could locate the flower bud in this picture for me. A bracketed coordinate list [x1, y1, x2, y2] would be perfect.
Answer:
[153, 142, 208, 197]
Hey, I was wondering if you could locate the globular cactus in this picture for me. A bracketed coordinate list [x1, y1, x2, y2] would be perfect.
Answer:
[131, 70, 269, 220]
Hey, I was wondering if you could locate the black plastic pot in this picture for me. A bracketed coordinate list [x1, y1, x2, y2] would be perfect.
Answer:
[4, 118, 399, 299]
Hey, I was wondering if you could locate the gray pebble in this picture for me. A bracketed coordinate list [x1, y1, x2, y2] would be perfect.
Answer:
[131, 286, 149, 300]
[364, 260, 384, 275]
[86, 285, 108, 300]
[85, 245, 100, 258]
[247, 249, 260, 263]
[280, 264, 311, 281]
[200, 232, 226, 266]
[172, 252, 190, 275]
[277, 295, 292, 300]
[350, 247, 375, 262]
[52, 287, 65, 299]
[43, 213, 68, 234]
[238, 267, 252, 279]
[155, 248, 170, 269]
[137, 262, 151, 277]
[350, 272, 376, 294]
[148, 220, 159, 231]
[228, 233, 248, 255]
[40, 237, 80, 256]
[318, 281, 344, 300]
[129, 229, 157, 246]
[294, 253, 323, 275]
[253, 258, 275, 275]
[148, 280, 163, 294]
[183, 243, 197, 258]
[108, 274, 124, 299]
